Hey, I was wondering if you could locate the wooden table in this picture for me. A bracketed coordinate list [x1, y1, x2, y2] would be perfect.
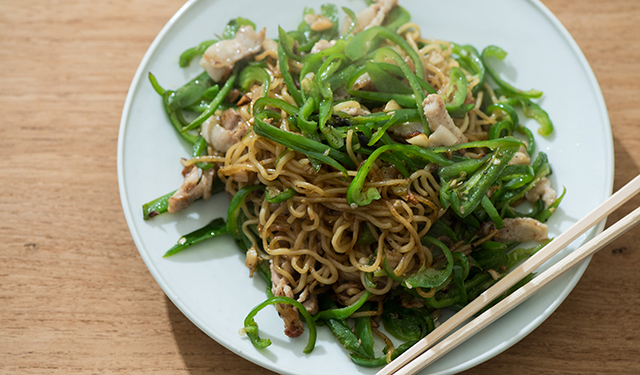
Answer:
[1, 0, 639, 374]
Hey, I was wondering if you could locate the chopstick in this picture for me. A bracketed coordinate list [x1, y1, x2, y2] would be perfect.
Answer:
[377, 174, 640, 375]
[396, 203, 640, 375]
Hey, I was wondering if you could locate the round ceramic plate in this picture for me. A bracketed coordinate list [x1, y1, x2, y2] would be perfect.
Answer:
[117, 0, 613, 374]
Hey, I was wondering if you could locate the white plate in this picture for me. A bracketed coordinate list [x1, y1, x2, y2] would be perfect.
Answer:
[117, 0, 613, 374]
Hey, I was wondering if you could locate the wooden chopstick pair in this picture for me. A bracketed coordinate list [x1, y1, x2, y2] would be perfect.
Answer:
[377, 174, 640, 375]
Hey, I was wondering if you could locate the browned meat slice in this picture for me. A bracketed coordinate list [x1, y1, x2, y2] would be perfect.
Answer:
[167, 164, 216, 213]
[422, 94, 468, 147]
[526, 177, 557, 208]
[497, 217, 549, 243]
[200, 26, 265, 82]
[344, 0, 398, 34]
[270, 260, 304, 338]
[201, 108, 249, 153]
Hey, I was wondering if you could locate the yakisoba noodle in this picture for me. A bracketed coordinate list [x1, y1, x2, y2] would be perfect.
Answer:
[148, 0, 559, 367]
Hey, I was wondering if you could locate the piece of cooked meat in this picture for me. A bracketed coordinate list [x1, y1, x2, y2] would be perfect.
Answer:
[167, 163, 216, 213]
[526, 177, 557, 208]
[497, 217, 549, 243]
[270, 260, 304, 338]
[344, 0, 398, 34]
[201, 108, 249, 153]
[200, 26, 265, 82]
[422, 94, 468, 147]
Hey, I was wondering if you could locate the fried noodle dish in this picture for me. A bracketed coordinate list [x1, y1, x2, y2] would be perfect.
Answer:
[144, 0, 563, 367]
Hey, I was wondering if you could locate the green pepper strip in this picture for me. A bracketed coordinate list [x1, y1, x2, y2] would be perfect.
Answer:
[403, 236, 454, 289]
[481, 195, 504, 229]
[169, 71, 214, 111]
[537, 186, 566, 223]
[278, 26, 303, 62]
[202, 85, 220, 100]
[148, 72, 166, 95]
[438, 155, 489, 181]
[366, 61, 413, 94]
[504, 96, 554, 136]
[448, 145, 519, 217]
[324, 317, 370, 358]
[254, 97, 299, 116]
[239, 65, 270, 98]
[373, 47, 429, 134]
[312, 291, 371, 321]
[142, 189, 177, 220]
[354, 304, 375, 358]
[451, 43, 485, 94]
[182, 69, 238, 133]
[277, 43, 303, 107]
[340, 7, 357, 37]
[163, 218, 227, 257]
[444, 67, 468, 112]
[488, 120, 514, 140]
[253, 111, 354, 174]
[345, 26, 424, 79]
[486, 102, 519, 129]
[368, 109, 421, 146]
[482, 45, 543, 99]
[226, 185, 265, 241]
[162, 91, 198, 144]
[179, 40, 217, 68]
[265, 187, 298, 203]
[383, 5, 411, 31]
[347, 144, 454, 206]
[516, 124, 536, 155]
[192, 135, 213, 170]
[429, 137, 524, 154]
[350, 340, 416, 367]
[452, 252, 470, 305]
[243, 296, 317, 353]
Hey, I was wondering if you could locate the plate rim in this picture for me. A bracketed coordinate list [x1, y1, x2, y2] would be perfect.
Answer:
[117, 0, 614, 373]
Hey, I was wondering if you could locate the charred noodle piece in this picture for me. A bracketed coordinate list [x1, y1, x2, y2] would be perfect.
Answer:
[312, 291, 371, 321]
[482, 45, 543, 99]
[243, 296, 317, 353]
[182, 69, 238, 133]
[347, 144, 453, 207]
[163, 218, 227, 257]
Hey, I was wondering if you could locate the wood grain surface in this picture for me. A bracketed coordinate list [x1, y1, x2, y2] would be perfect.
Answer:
[1, 0, 639, 374]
